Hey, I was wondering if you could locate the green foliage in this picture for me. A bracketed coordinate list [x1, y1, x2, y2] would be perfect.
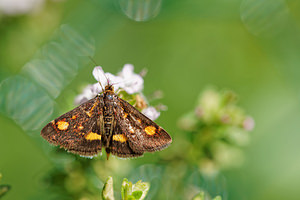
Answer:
[0, 173, 11, 199]
[178, 88, 254, 175]
[102, 176, 149, 200]
[0, 25, 95, 131]
[121, 179, 149, 200]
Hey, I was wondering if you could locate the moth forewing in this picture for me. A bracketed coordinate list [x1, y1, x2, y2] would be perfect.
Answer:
[40, 96, 103, 156]
[113, 96, 172, 154]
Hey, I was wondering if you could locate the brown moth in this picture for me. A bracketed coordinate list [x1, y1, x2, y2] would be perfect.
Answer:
[41, 83, 172, 159]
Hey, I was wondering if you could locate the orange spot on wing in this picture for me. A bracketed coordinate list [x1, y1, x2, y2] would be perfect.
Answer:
[123, 113, 128, 119]
[86, 102, 97, 117]
[72, 115, 77, 119]
[85, 132, 101, 141]
[57, 121, 69, 130]
[145, 126, 156, 136]
[78, 125, 84, 130]
[137, 119, 141, 123]
[113, 134, 128, 143]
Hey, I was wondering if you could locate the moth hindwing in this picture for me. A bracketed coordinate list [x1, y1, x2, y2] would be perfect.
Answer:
[41, 84, 172, 159]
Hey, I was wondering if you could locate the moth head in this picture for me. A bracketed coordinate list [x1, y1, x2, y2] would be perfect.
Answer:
[105, 84, 114, 93]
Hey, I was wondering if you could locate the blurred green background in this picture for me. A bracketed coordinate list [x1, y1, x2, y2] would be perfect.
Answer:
[1, 0, 300, 199]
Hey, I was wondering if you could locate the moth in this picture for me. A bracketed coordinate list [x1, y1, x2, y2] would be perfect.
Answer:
[41, 83, 172, 159]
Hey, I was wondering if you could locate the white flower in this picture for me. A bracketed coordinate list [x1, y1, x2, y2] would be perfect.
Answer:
[91, 83, 102, 94]
[75, 64, 145, 105]
[74, 64, 161, 120]
[0, 0, 44, 15]
[142, 106, 160, 121]
[92, 66, 123, 92]
[118, 64, 144, 94]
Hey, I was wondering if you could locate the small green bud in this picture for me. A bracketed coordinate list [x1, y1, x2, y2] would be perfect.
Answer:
[102, 176, 115, 200]
[198, 89, 221, 123]
[121, 178, 131, 200]
[121, 179, 150, 200]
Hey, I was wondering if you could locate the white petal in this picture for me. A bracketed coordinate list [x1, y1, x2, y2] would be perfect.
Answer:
[105, 73, 124, 91]
[93, 66, 106, 82]
[120, 64, 134, 77]
[142, 106, 160, 120]
[74, 84, 97, 105]
[74, 94, 88, 105]
[123, 74, 144, 94]
[81, 84, 93, 96]
[105, 73, 117, 84]
[116, 63, 145, 94]
[91, 83, 103, 94]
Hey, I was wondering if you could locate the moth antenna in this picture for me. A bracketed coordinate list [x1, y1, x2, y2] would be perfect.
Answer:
[89, 56, 98, 66]
[88, 56, 110, 91]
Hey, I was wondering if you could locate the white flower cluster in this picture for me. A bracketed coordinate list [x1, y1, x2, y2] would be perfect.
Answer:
[75, 64, 160, 120]
[0, 0, 44, 15]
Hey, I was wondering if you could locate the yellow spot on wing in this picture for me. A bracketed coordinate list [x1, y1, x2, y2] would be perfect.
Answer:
[123, 113, 128, 119]
[145, 126, 156, 136]
[86, 111, 92, 117]
[78, 125, 84, 130]
[57, 121, 69, 130]
[72, 115, 77, 119]
[85, 132, 101, 141]
[113, 134, 128, 143]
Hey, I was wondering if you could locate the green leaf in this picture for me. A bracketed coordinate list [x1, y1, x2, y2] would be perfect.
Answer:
[131, 191, 143, 199]
[102, 176, 115, 200]
[127, 196, 135, 200]
[132, 180, 150, 200]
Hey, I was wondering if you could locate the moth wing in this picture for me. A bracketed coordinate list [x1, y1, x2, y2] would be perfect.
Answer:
[109, 124, 144, 158]
[41, 96, 103, 157]
[114, 97, 172, 153]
